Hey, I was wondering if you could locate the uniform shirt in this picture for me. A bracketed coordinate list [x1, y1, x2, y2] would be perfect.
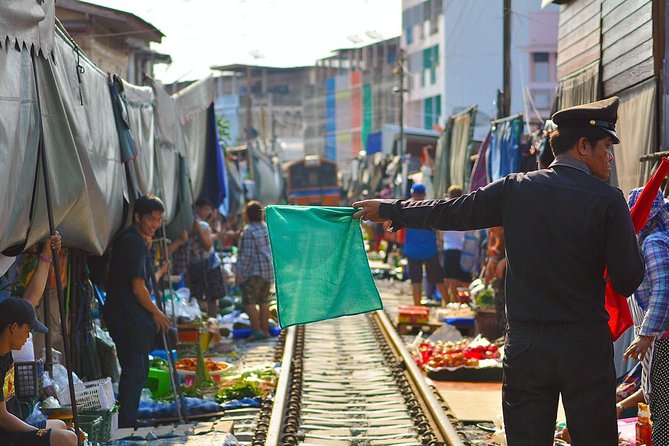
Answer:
[236, 222, 274, 283]
[379, 157, 644, 325]
[103, 226, 156, 352]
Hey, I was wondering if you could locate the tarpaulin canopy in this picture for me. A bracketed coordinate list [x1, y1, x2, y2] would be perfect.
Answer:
[1, 23, 124, 255]
[173, 77, 216, 201]
[0, 0, 55, 59]
[147, 76, 187, 226]
[265, 205, 382, 328]
[121, 79, 156, 196]
[35, 26, 125, 254]
[198, 106, 227, 208]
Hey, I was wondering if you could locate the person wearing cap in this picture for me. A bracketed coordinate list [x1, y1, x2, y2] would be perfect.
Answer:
[353, 96, 644, 445]
[403, 183, 450, 306]
[616, 188, 669, 442]
[0, 297, 77, 446]
[103, 194, 171, 428]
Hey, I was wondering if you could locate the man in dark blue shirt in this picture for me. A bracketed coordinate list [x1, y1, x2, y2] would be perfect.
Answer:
[354, 97, 645, 445]
[103, 195, 170, 428]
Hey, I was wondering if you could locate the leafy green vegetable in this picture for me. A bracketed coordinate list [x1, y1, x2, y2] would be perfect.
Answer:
[214, 379, 260, 402]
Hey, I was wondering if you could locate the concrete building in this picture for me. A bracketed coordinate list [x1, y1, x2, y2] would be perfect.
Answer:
[401, 0, 558, 137]
[210, 64, 315, 162]
[55, 0, 170, 84]
[307, 37, 401, 174]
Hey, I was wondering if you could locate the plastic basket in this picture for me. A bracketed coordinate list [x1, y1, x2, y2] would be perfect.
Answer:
[14, 361, 42, 399]
[80, 408, 114, 442]
[78, 413, 102, 444]
[59, 377, 115, 411]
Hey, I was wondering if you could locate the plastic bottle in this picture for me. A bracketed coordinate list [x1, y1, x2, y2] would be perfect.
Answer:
[636, 402, 652, 446]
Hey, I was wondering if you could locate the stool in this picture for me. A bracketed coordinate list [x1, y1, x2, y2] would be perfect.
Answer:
[149, 349, 178, 362]
[146, 368, 171, 399]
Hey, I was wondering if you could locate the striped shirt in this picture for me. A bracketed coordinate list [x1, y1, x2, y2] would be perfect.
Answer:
[236, 222, 274, 283]
[634, 208, 669, 337]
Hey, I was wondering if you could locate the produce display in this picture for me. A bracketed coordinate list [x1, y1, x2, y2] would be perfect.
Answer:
[415, 337, 502, 370]
[214, 365, 278, 403]
[175, 358, 230, 373]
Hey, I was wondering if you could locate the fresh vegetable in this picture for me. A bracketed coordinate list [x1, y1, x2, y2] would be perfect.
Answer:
[215, 379, 260, 402]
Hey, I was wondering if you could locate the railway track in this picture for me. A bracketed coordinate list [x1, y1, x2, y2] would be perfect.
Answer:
[251, 311, 471, 446]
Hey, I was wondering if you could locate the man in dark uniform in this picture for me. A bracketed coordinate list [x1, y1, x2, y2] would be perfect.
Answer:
[103, 195, 170, 428]
[353, 97, 644, 445]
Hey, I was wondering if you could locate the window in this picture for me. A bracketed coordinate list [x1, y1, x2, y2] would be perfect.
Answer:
[532, 90, 551, 109]
[424, 97, 433, 129]
[533, 52, 550, 82]
[424, 95, 440, 129]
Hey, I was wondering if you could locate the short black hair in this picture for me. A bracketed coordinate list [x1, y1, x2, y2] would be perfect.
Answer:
[133, 194, 164, 218]
[244, 201, 263, 223]
[549, 125, 610, 156]
[195, 198, 213, 208]
[447, 185, 463, 199]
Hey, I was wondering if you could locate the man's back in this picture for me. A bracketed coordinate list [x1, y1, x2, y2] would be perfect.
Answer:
[500, 164, 642, 324]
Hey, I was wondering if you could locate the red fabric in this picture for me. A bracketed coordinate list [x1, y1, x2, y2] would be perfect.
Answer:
[606, 157, 669, 340]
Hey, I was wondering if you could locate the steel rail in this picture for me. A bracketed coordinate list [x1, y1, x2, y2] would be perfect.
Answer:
[264, 326, 296, 445]
[375, 310, 467, 446]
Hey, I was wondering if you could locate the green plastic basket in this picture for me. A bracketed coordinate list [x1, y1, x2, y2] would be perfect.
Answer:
[80, 408, 113, 442]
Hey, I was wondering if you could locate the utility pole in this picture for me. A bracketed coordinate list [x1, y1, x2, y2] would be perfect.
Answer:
[246, 65, 254, 180]
[393, 49, 407, 196]
[502, 0, 511, 117]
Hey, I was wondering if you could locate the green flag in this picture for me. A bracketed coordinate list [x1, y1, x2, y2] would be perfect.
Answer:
[265, 205, 383, 328]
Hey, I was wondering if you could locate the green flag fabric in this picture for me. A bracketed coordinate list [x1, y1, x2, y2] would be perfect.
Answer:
[265, 205, 383, 328]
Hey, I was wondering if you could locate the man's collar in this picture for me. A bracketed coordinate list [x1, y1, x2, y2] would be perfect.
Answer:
[549, 157, 592, 175]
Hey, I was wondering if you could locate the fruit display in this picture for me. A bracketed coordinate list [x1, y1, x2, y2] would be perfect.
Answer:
[414, 336, 502, 371]
[175, 358, 230, 373]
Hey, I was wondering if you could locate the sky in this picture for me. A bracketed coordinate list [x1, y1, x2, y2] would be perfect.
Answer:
[85, 0, 403, 84]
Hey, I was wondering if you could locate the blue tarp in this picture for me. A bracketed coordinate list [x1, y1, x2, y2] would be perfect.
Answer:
[486, 116, 522, 182]
[198, 105, 227, 208]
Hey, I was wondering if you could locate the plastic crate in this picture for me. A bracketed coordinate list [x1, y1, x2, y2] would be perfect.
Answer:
[59, 377, 115, 411]
[78, 413, 102, 444]
[14, 361, 42, 399]
[80, 408, 114, 442]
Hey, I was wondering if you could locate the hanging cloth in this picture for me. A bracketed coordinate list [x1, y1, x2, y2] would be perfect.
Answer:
[265, 206, 382, 328]
[487, 115, 522, 182]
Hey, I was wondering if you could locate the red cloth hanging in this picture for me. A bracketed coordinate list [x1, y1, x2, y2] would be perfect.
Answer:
[606, 157, 669, 340]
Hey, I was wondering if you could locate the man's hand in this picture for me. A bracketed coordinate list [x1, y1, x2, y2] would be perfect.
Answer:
[41, 232, 62, 258]
[624, 335, 654, 361]
[352, 199, 390, 223]
[178, 230, 189, 244]
[152, 310, 171, 333]
[157, 261, 170, 277]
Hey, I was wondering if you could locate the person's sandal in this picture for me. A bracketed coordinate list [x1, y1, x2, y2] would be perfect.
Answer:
[252, 331, 268, 340]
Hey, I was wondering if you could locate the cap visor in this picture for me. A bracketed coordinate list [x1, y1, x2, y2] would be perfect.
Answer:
[29, 319, 48, 334]
[602, 128, 620, 144]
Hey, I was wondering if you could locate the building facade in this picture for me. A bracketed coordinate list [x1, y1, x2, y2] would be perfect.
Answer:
[401, 0, 559, 136]
[306, 37, 400, 174]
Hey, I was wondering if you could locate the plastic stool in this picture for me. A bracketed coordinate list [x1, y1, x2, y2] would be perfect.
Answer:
[146, 368, 171, 399]
[149, 349, 178, 362]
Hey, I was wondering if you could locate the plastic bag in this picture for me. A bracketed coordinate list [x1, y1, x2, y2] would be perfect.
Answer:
[51, 363, 83, 396]
[427, 324, 463, 344]
[25, 403, 47, 427]
[42, 371, 58, 399]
